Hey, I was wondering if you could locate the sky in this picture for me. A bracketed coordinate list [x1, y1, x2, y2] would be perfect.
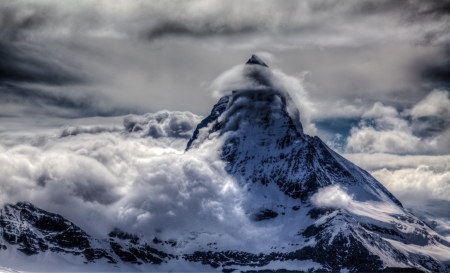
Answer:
[0, 0, 450, 239]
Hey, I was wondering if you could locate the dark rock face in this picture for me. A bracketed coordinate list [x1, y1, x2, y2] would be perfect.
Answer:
[246, 54, 268, 67]
[0, 203, 178, 266]
[108, 228, 175, 264]
[0, 202, 115, 262]
[253, 209, 278, 221]
[184, 234, 384, 273]
[109, 228, 140, 244]
[306, 208, 336, 219]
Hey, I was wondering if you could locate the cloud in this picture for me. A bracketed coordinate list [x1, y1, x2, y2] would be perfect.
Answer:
[144, 17, 259, 41]
[271, 68, 317, 135]
[410, 90, 450, 119]
[123, 110, 203, 139]
[208, 55, 317, 135]
[345, 102, 421, 154]
[41, 153, 122, 205]
[421, 45, 450, 87]
[0, 1, 448, 123]
[345, 126, 423, 154]
[0, 83, 137, 118]
[362, 102, 398, 119]
[0, 41, 137, 119]
[1, 0, 449, 47]
[0, 144, 122, 206]
[372, 166, 450, 208]
[0, 2, 52, 41]
[209, 64, 252, 98]
[343, 153, 450, 173]
[343, 92, 450, 155]
[310, 185, 353, 209]
[407, 90, 450, 141]
[0, 42, 83, 85]
[0, 111, 262, 244]
[342, 152, 450, 209]
[59, 125, 122, 138]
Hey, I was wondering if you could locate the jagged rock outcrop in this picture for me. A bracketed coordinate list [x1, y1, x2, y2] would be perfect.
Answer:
[0, 202, 115, 263]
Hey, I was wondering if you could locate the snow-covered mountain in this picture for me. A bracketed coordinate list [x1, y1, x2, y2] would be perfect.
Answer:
[184, 55, 450, 272]
[1, 55, 450, 272]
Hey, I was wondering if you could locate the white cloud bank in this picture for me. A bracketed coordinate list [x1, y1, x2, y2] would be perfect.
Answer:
[123, 110, 204, 139]
[0, 110, 287, 250]
[345, 90, 450, 155]
[410, 90, 450, 119]
[372, 166, 450, 207]
[370, 164, 450, 238]
[0, 111, 245, 237]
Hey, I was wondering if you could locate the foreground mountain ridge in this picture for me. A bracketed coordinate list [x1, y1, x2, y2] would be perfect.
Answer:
[0, 55, 449, 272]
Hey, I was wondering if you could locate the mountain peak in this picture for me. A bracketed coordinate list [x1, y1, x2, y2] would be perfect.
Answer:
[246, 54, 268, 67]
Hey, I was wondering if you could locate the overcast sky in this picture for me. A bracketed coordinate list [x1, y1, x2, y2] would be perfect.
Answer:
[1, 0, 450, 238]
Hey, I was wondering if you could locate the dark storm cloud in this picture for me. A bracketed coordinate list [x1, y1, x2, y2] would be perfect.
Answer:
[0, 84, 87, 109]
[136, 0, 450, 46]
[0, 35, 139, 118]
[411, 116, 450, 138]
[138, 1, 293, 41]
[421, 46, 450, 88]
[413, 0, 450, 19]
[145, 21, 259, 40]
[0, 2, 51, 41]
[0, 83, 139, 118]
[2, 1, 448, 47]
[350, 0, 408, 14]
[0, 0, 448, 120]
[349, 0, 450, 18]
[0, 1, 102, 42]
[337, 0, 450, 38]
[0, 42, 83, 85]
